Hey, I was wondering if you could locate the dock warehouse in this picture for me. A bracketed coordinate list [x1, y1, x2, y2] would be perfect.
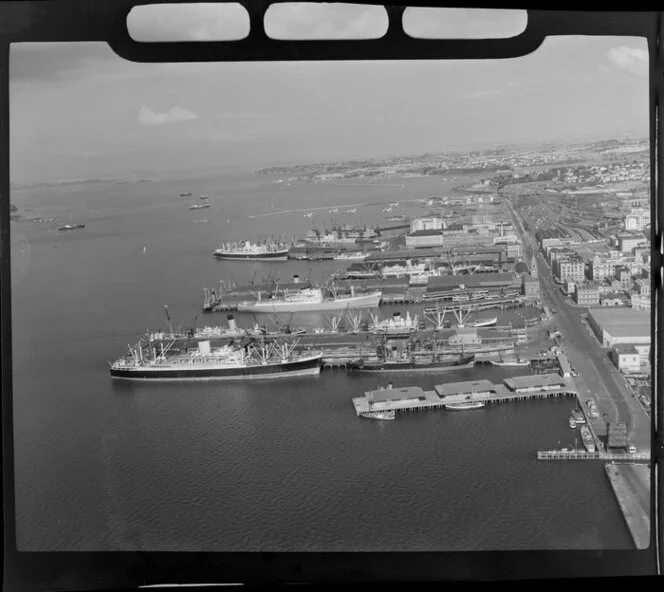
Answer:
[587, 308, 651, 349]
[502, 373, 568, 393]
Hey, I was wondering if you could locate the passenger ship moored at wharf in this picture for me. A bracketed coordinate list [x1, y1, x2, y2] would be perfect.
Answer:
[110, 338, 322, 380]
[214, 240, 290, 261]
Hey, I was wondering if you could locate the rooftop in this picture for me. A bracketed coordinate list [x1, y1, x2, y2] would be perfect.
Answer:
[503, 373, 567, 390]
[613, 344, 639, 355]
[434, 379, 497, 397]
[427, 272, 517, 290]
[588, 308, 650, 338]
[366, 386, 426, 403]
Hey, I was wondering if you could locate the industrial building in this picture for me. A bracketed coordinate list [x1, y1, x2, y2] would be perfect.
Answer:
[611, 344, 641, 373]
[587, 308, 650, 351]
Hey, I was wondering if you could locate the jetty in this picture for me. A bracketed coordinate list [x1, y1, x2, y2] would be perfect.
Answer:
[352, 373, 576, 416]
[605, 463, 651, 549]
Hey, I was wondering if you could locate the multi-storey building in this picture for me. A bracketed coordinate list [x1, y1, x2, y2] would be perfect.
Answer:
[590, 256, 615, 281]
[616, 266, 632, 290]
[624, 208, 650, 232]
[554, 257, 585, 283]
[617, 232, 644, 253]
[523, 275, 540, 300]
[410, 217, 445, 233]
[574, 281, 600, 306]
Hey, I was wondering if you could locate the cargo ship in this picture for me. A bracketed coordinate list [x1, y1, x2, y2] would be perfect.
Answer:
[58, 223, 85, 231]
[347, 354, 475, 373]
[110, 338, 322, 381]
[580, 425, 596, 452]
[236, 287, 382, 313]
[445, 400, 486, 410]
[214, 240, 290, 261]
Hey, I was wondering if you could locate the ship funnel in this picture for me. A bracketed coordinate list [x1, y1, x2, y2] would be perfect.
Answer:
[227, 315, 237, 331]
[198, 340, 211, 355]
[293, 274, 300, 284]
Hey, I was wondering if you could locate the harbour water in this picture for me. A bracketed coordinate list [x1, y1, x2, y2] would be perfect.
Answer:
[10, 168, 632, 550]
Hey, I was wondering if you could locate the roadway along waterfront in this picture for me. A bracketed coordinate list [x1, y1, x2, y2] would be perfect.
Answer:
[504, 196, 651, 453]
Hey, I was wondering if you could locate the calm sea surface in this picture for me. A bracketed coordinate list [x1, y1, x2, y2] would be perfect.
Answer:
[10, 170, 632, 550]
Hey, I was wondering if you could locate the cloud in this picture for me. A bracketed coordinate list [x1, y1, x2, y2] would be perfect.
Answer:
[128, 3, 249, 41]
[264, 3, 388, 39]
[607, 46, 648, 75]
[137, 106, 198, 127]
[402, 7, 527, 39]
[463, 89, 503, 99]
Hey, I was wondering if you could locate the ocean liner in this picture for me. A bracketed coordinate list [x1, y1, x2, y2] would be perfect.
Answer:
[214, 240, 290, 261]
[236, 287, 382, 313]
[110, 337, 321, 381]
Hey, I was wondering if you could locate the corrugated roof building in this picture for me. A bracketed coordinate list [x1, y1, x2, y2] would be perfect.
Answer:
[587, 308, 651, 348]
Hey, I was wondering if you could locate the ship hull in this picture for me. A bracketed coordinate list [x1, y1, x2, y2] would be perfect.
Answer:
[214, 250, 289, 261]
[237, 292, 381, 312]
[110, 354, 321, 381]
[348, 358, 475, 372]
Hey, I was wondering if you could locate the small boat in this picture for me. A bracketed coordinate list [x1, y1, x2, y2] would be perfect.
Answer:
[571, 408, 586, 424]
[189, 204, 210, 210]
[361, 410, 396, 421]
[580, 425, 596, 452]
[445, 401, 486, 410]
[471, 317, 498, 328]
[200, 194, 210, 200]
[179, 192, 192, 197]
[57, 223, 85, 231]
[491, 358, 530, 367]
[568, 416, 577, 429]
[193, 219, 210, 224]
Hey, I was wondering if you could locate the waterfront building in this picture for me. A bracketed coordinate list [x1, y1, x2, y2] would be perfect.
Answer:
[624, 208, 650, 232]
[554, 257, 585, 283]
[502, 373, 567, 393]
[523, 275, 540, 299]
[574, 281, 600, 306]
[410, 217, 445, 232]
[616, 266, 633, 290]
[617, 232, 644, 253]
[630, 292, 651, 311]
[600, 292, 628, 307]
[590, 256, 616, 281]
[611, 344, 641, 373]
[587, 308, 650, 350]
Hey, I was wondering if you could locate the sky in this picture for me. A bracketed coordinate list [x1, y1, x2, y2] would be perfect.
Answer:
[9, 6, 649, 183]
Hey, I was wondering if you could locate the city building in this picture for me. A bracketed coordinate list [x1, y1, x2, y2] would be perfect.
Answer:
[615, 266, 632, 290]
[554, 257, 585, 283]
[574, 282, 600, 306]
[600, 292, 628, 307]
[523, 275, 540, 299]
[624, 208, 650, 232]
[587, 308, 650, 351]
[590, 257, 615, 281]
[410, 217, 445, 233]
[617, 232, 644, 253]
[611, 344, 641, 373]
[530, 255, 538, 279]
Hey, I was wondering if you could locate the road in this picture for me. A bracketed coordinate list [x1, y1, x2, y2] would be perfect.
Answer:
[503, 196, 651, 452]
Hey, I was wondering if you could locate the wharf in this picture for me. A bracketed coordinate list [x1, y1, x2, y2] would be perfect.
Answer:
[537, 450, 651, 461]
[352, 374, 577, 416]
[605, 463, 650, 549]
